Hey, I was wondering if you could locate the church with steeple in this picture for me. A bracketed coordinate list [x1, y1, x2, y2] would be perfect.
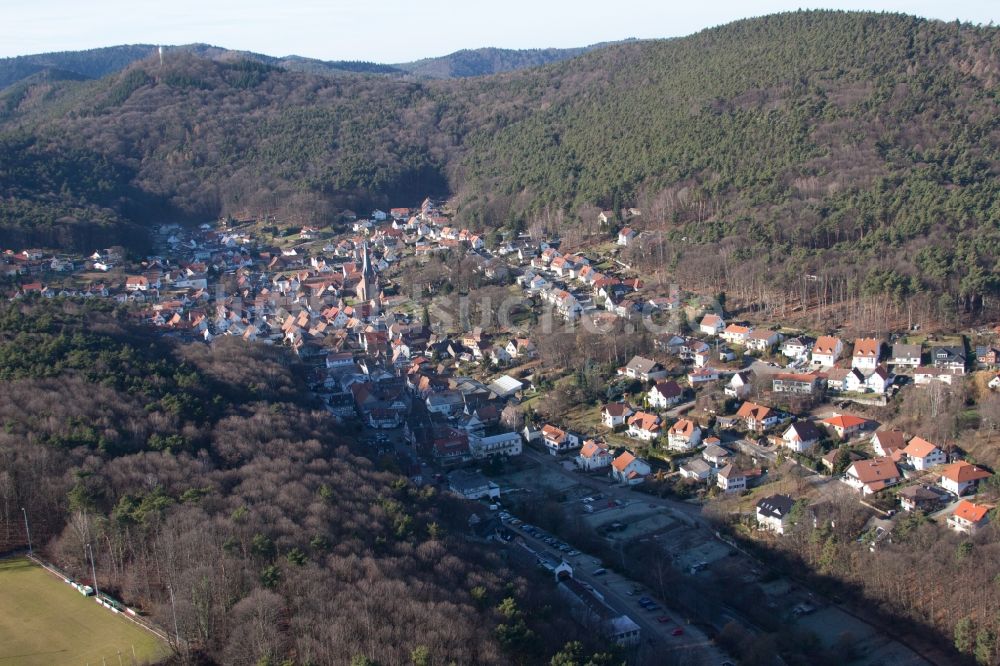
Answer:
[355, 242, 379, 304]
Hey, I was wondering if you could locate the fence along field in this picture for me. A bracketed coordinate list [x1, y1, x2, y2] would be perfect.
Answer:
[0, 557, 169, 665]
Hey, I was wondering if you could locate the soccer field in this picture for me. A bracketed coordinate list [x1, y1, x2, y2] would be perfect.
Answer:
[0, 557, 170, 665]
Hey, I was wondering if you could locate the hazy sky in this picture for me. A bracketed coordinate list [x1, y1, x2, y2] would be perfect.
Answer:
[2, 0, 996, 62]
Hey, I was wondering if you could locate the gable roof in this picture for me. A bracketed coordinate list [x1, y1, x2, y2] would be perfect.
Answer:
[756, 494, 795, 519]
[736, 401, 773, 421]
[871, 429, 907, 452]
[785, 420, 821, 442]
[853, 338, 881, 358]
[541, 424, 567, 442]
[625, 355, 660, 374]
[718, 463, 745, 480]
[580, 439, 609, 459]
[903, 436, 939, 459]
[813, 336, 842, 355]
[603, 403, 633, 417]
[669, 419, 698, 437]
[848, 457, 900, 484]
[612, 451, 637, 472]
[627, 411, 661, 432]
[652, 380, 683, 399]
[700, 314, 722, 326]
[940, 461, 991, 484]
[953, 500, 991, 523]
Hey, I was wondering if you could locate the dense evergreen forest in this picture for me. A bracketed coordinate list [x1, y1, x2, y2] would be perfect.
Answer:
[0, 10, 998, 315]
[0, 299, 618, 664]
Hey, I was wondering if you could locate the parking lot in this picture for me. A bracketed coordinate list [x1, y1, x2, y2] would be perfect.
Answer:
[500, 512, 732, 665]
[496, 449, 931, 665]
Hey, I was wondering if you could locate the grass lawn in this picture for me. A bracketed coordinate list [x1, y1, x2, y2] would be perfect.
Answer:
[0, 558, 170, 666]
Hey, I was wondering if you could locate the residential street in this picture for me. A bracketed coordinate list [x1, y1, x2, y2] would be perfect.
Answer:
[510, 520, 731, 665]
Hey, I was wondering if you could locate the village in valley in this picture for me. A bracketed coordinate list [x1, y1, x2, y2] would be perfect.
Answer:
[4, 199, 999, 664]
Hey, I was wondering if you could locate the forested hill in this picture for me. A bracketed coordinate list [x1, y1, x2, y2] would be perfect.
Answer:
[0, 41, 605, 91]
[1, 11, 998, 311]
[395, 45, 607, 78]
[0, 299, 611, 663]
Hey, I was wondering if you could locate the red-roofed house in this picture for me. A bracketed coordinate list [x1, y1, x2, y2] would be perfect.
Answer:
[811, 336, 843, 368]
[699, 314, 725, 336]
[542, 424, 581, 455]
[576, 440, 613, 471]
[939, 461, 992, 496]
[735, 402, 779, 433]
[611, 451, 651, 485]
[126, 276, 149, 292]
[852, 338, 882, 371]
[821, 414, 870, 439]
[843, 457, 901, 495]
[667, 419, 702, 452]
[948, 500, 992, 534]
[721, 324, 752, 346]
[626, 412, 662, 441]
[902, 436, 946, 470]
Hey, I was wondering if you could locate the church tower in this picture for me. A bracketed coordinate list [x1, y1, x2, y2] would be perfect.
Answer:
[356, 242, 377, 304]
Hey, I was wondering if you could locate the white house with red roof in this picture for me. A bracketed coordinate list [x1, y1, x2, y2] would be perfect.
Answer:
[699, 314, 725, 336]
[611, 451, 651, 484]
[576, 439, 614, 471]
[852, 338, 882, 371]
[626, 412, 662, 441]
[948, 500, 992, 534]
[821, 414, 870, 439]
[939, 461, 992, 496]
[687, 367, 720, 385]
[902, 436, 946, 470]
[721, 324, 752, 346]
[541, 424, 581, 455]
[735, 401, 779, 433]
[811, 336, 843, 368]
[843, 457, 901, 495]
[667, 419, 702, 452]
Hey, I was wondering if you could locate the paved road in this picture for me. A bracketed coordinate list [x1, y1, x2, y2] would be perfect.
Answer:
[510, 521, 730, 665]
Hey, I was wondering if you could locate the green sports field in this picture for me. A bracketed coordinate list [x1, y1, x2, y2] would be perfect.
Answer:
[0, 557, 170, 665]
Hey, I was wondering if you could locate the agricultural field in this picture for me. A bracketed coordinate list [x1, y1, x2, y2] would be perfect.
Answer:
[0, 558, 169, 666]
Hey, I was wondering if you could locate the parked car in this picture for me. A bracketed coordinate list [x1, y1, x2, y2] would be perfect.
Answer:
[672, 628, 684, 636]
[656, 616, 671, 624]
[592, 568, 607, 576]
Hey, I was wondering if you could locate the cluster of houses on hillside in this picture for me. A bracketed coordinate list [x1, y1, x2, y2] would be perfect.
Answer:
[7, 196, 1000, 555]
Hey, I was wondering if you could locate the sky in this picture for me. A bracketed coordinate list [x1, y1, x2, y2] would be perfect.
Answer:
[1, 0, 996, 62]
